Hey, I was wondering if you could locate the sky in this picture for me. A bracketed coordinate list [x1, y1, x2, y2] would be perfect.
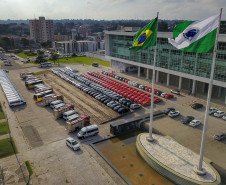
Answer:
[0, 0, 225, 20]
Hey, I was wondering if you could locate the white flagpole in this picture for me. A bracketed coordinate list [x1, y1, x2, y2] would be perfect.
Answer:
[196, 8, 222, 174]
[147, 12, 159, 142]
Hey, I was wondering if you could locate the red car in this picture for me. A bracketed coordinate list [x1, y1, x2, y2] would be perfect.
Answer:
[140, 100, 151, 106]
[154, 98, 162, 103]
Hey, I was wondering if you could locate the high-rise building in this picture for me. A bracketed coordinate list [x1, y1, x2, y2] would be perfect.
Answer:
[29, 16, 54, 42]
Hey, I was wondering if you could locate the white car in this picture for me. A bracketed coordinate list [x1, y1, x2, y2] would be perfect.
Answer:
[189, 120, 201, 127]
[168, 111, 180, 118]
[130, 103, 141, 110]
[160, 93, 167, 98]
[222, 115, 226, 121]
[66, 137, 80, 151]
[214, 111, 225, 118]
[209, 107, 218, 115]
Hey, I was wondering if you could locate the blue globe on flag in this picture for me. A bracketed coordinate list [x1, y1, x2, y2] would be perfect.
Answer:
[138, 33, 147, 44]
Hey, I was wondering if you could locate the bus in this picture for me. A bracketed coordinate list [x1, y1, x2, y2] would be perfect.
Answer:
[40, 62, 52, 68]
[25, 79, 44, 89]
[33, 90, 53, 102]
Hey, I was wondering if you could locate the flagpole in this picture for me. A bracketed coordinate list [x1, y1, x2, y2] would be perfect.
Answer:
[147, 12, 159, 142]
[196, 8, 222, 174]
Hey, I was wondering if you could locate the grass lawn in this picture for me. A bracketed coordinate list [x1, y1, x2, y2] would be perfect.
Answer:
[0, 106, 5, 120]
[0, 138, 17, 159]
[49, 56, 110, 67]
[0, 121, 9, 135]
[16, 51, 37, 58]
[34, 70, 51, 75]
[25, 161, 33, 176]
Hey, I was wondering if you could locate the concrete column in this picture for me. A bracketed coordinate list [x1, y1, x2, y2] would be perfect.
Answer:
[218, 87, 222, 98]
[192, 80, 196, 95]
[156, 70, 159, 83]
[178, 76, 182, 90]
[167, 73, 170, 86]
[146, 69, 149, 79]
[138, 66, 141, 77]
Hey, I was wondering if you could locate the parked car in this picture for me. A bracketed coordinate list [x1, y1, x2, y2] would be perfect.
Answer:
[191, 103, 203, 109]
[92, 62, 99, 67]
[164, 108, 175, 115]
[130, 104, 141, 110]
[77, 124, 99, 139]
[222, 115, 226, 121]
[66, 137, 80, 151]
[117, 107, 130, 114]
[181, 116, 194, 124]
[161, 93, 174, 99]
[189, 120, 201, 127]
[214, 133, 226, 141]
[168, 111, 180, 118]
[214, 111, 225, 118]
[209, 107, 218, 115]
[155, 90, 163, 96]
[171, 89, 180, 95]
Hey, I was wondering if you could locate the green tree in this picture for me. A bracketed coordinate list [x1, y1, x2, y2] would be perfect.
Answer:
[21, 38, 29, 47]
[50, 53, 59, 65]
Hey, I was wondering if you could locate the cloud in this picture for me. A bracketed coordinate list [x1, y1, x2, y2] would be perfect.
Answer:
[0, 0, 225, 20]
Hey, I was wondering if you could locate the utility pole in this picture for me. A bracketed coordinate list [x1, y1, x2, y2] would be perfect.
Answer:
[1, 166, 5, 185]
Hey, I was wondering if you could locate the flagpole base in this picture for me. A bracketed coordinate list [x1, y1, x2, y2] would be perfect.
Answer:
[146, 136, 155, 142]
[193, 166, 206, 176]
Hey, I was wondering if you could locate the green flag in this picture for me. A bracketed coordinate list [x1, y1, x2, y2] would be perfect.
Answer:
[129, 17, 157, 51]
[168, 14, 220, 53]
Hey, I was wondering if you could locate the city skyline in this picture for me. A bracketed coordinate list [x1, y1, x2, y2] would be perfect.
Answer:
[0, 0, 225, 20]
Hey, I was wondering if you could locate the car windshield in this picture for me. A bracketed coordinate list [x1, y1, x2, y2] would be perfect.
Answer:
[71, 141, 78, 145]
[78, 130, 85, 135]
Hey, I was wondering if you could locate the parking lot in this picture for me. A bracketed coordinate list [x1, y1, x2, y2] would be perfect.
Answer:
[0, 57, 226, 184]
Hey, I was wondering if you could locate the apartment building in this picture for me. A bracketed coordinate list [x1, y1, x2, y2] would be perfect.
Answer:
[29, 17, 54, 42]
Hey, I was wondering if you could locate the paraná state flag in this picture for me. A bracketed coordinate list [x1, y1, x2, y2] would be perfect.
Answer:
[129, 17, 157, 51]
[168, 14, 220, 53]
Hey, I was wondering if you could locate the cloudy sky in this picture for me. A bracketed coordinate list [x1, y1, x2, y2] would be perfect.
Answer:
[0, 0, 225, 20]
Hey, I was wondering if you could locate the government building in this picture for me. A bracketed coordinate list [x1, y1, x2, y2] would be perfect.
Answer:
[105, 29, 226, 101]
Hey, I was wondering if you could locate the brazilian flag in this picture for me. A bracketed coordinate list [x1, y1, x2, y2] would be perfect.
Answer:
[129, 17, 158, 51]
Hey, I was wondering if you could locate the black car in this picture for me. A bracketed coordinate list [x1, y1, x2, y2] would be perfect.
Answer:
[103, 99, 111, 104]
[164, 108, 175, 115]
[156, 90, 163, 96]
[92, 62, 99, 67]
[191, 103, 203, 109]
[113, 105, 123, 111]
[118, 107, 130, 114]
[181, 116, 195, 124]
[126, 101, 133, 107]
[100, 97, 108, 102]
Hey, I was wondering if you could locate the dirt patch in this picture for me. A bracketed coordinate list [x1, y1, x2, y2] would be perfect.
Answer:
[41, 73, 120, 125]
[21, 125, 43, 148]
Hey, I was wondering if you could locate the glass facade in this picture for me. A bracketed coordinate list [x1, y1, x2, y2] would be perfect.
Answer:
[109, 34, 226, 82]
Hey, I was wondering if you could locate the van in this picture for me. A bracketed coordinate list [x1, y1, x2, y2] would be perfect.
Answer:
[63, 110, 78, 120]
[50, 100, 63, 109]
[66, 114, 79, 122]
[53, 103, 65, 110]
[77, 124, 99, 139]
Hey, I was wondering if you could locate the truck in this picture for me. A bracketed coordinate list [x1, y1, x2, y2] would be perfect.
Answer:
[35, 87, 53, 93]
[41, 94, 63, 106]
[53, 104, 74, 118]
[20, 72, 34, 79]
[65, 115, 90, 132]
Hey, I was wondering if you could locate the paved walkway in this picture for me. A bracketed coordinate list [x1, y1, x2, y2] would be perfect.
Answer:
[0, 134, 9, 140]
